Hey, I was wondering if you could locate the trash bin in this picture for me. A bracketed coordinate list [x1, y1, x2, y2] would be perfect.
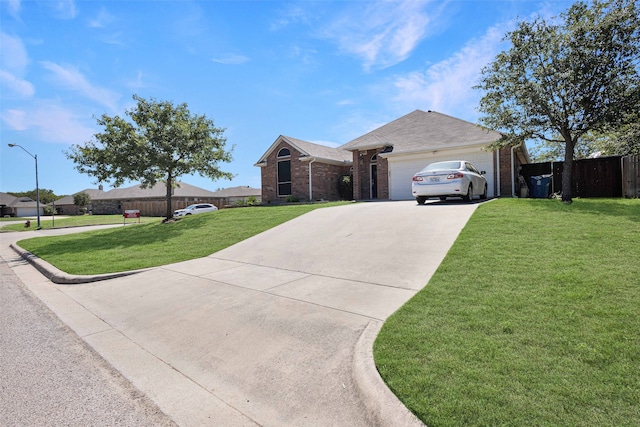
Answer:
[529, 175, 552, 198]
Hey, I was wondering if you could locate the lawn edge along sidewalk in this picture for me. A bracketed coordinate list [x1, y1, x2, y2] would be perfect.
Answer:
[10, 243, 148, 284]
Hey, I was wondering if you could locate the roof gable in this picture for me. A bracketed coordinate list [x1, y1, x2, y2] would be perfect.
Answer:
[339, 110, 502, 154]
[255, 135, 351, 166]
[0, 192, 39, 208]
[0, 192, 19, 206]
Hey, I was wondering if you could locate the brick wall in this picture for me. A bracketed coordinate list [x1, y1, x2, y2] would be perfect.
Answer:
[92, 200, 121, 215]
[353, 149, 389, 199]
[498, 147, 513, 197]
[260, 141, 350, 202]
[309, 161, 350, 201]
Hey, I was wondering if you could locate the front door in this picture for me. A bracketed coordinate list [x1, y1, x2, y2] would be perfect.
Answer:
[370, 163, 378, 199]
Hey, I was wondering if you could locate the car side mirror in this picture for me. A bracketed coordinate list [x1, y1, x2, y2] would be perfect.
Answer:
[480, 171, 486, 175]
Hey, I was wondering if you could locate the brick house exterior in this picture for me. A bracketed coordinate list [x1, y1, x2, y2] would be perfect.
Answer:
[255, 136, 351, 203]
[497, 145, 530, 197]
[256, 111, 530, 202]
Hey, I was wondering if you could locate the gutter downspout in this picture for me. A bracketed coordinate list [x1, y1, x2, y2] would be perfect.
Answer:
[308, 158, 316, 201]
[495, 149, 501, 197]
[511, 143, 522, 197]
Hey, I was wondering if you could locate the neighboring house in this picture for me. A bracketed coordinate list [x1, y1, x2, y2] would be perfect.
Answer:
[0, 192, 44, 217]
[53, 187, 108, 215]
[54, 183, 261, 216]
[210, 186, 262, 206]
[256, 110, 530, 202]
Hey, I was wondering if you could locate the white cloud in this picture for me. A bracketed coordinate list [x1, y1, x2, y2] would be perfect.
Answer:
[270, 4, 309, 31]
[52, 0, 77, 20]
[211, 54, 250, 65]
[40, 61, 120, 111]
[322, 0, 438, 71]
[1, 103, 95, 144]
[1, 108, 28, 130]
[1, 33, 29, 72]
[0, 70, 35, 98]
[125, 70, 147, 90]
[6, 0, 21, 20]
[0, 33, 34, 98]
[391, 25, 505, 120]
[88, 7, 113, 28]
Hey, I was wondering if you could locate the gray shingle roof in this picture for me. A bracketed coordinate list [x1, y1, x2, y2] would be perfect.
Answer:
[0, 192, 39, 208]
[54, 183, 263, 204]
[256, 135, 351, 165]
[54, 188, 107, 205]
[0, 192, 18, 206]
[210, 186, 261, 197]
[339, 110, 502, 154]
[281, 136, 352, 163]
[98, 181, 219, 199]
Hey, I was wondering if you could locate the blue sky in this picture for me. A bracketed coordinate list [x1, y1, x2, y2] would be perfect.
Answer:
[1, 0, 572, 196]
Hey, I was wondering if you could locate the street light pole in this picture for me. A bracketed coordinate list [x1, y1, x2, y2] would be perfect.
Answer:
[8, 143, 41, 228]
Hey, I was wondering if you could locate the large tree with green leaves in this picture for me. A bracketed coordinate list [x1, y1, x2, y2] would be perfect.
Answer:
[67, 95, 233, 219]
[530, 121, 640, 162]
[8, 188, 59, 205]
[476, 0, 639, 203]
[73, 192, 91, 213]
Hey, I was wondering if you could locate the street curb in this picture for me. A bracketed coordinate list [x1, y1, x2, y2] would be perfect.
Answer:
[352, 320, 425, 427]
[10, 243, 147, 284]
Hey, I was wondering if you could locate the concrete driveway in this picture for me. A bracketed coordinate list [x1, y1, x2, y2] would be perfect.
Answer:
[3, 200, 480, 426]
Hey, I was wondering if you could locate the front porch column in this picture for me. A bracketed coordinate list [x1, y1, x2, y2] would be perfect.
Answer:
[352, 151, 361, 199]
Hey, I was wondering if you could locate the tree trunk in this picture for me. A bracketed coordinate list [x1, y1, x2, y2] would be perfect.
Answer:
[165, 174, 173, 219]
[561, 135, 575, 203]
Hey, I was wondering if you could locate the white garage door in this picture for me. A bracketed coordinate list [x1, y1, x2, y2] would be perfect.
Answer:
[387, 148, 495, 200]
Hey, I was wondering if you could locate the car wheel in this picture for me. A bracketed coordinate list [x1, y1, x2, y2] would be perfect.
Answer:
[186, 213, 192, 215]
[416, 196, 427, 205]
[464, 184, 473, 202]
[480, 184, 487, 200]
[439, 196, 447, 201]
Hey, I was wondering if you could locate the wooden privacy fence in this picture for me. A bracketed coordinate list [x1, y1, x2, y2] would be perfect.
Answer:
[521, 155, 639, 198]
[622, 156, 640, 198]
[121, 199, 224, 217]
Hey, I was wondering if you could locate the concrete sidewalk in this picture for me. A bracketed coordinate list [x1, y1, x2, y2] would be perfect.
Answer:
[2, 201, 480, 426]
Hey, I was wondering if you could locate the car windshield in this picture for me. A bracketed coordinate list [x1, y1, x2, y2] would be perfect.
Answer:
[184, 205, 198, 210]
[421, 161, 462, 172]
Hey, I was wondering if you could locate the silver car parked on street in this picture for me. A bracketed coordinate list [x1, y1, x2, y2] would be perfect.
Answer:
[173, 203, 218, 217]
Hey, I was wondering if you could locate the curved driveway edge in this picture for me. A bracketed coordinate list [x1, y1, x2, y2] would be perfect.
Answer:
[353, 320, 424, 426]
[2, 200, 482, 426]
[10, 243, 147, 284]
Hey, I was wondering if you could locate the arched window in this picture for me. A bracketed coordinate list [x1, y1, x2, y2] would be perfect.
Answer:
[371, 153, 377, 162]
[277, 148, 292, 196]
[277, 148, 290, 158]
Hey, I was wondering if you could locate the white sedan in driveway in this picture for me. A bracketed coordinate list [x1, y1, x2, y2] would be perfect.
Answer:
[173, 203, 218, 217]
[412, 160, 488, 204]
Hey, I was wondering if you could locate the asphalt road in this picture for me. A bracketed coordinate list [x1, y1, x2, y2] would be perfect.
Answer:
[0, 258, 176, 427]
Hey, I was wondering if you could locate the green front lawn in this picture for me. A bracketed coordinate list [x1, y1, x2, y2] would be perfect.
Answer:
[374, 198, 640, 427]
[1, 214, 157, 230]
[15, 202, 348, 275]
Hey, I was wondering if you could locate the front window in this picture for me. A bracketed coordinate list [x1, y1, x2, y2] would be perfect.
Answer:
[277, 148, 292, 196]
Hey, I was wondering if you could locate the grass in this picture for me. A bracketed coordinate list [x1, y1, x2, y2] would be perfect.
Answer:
[374, 198, 640, 427]
[0, 215, 157, 231]
[14, 202, 348, 275]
